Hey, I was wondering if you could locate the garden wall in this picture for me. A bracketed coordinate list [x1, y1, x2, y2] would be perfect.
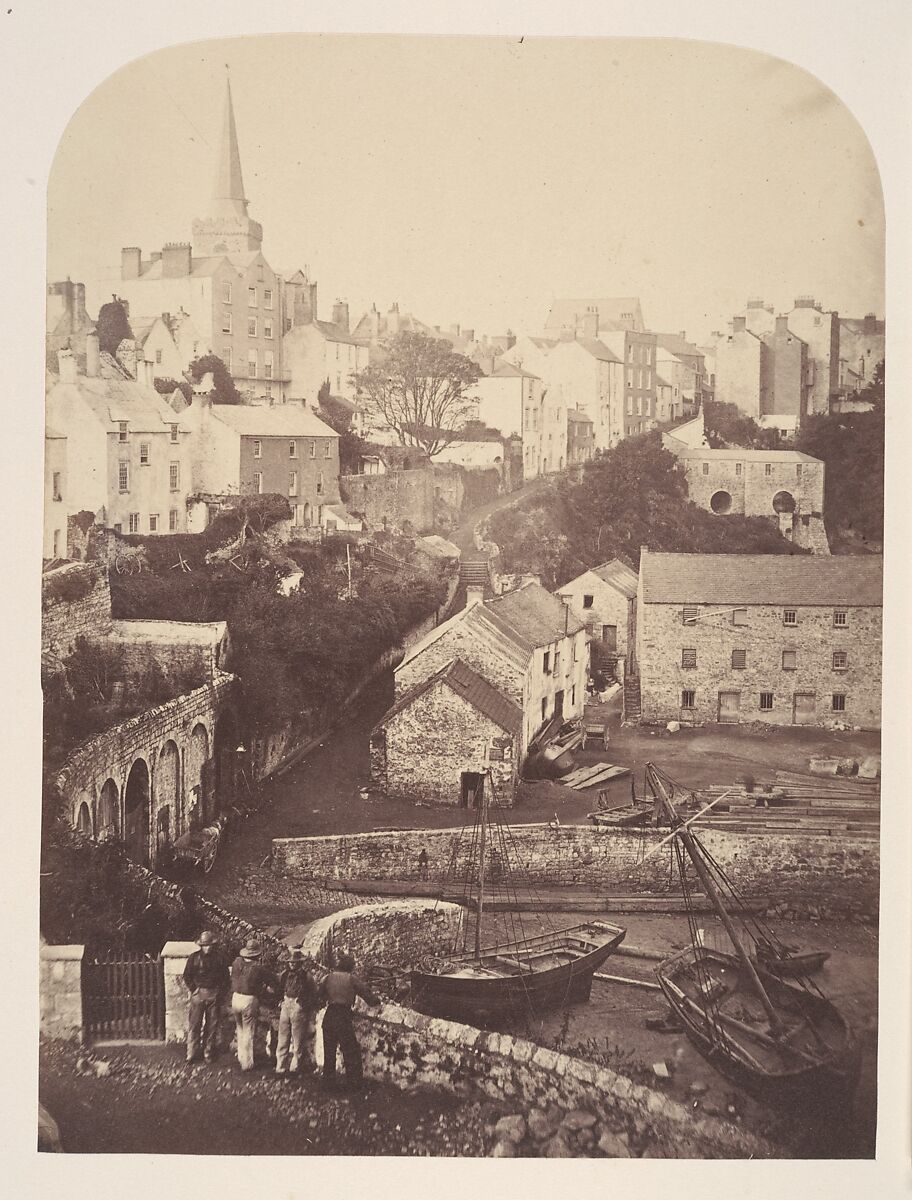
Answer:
[42, 562, 112, 660]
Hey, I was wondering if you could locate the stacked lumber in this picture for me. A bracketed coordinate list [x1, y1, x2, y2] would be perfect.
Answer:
[559, 762, 630, 791]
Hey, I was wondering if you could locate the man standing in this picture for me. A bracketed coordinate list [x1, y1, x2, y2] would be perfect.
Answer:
[183, 930, 228, 1064]
[275, 947, 317, 1077]
[320, 951, 381, 1092]
[229, 938, 278, 1071]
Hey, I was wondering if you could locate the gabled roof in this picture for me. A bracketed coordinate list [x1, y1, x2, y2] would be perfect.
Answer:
[480, 581, 586, 652]
[591, 559, 639, 597]
[311, 319, 363, 346]
[211, 404, 338, 438]
[669, 444, 822, 464]
[640, 551, 883, 607]
[47, 374, 185, 433]
[378, 658, 522, 736]
[654, 333, 705, 360]
[567, 408, 593, 424]
[486, 361, 540, 380]
[840, 316, 885, 335]
[575, 337, 622, 363]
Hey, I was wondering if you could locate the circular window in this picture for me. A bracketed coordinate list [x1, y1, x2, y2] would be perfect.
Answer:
[710, 490, 732, 514]
[772, 490, 796, 514]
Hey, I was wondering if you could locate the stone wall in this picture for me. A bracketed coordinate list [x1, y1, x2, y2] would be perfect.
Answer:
[638, 599, 882, 729]
[678, 455, 825, 519]
[395, 619, 525, 706]
[41, 563, 112, 660]
[40, 944, 85, 1040]
[272, 822, 879, 918]
[341, 468, 436, 533]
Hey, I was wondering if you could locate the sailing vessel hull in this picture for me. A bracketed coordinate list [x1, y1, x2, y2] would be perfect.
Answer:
[411, 921, 626, 1022]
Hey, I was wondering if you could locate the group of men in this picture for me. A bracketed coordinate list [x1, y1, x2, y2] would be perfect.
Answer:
[182, 930, 381, 1089]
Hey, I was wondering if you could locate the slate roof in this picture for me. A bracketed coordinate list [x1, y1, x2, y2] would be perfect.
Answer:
[211, 404, 338, 438]
[480, 581, 586, 652]
[654, 333, 705, 359]
[311, 319, 363, 346]
[591, 559, 639, 597]
[378, 657, 522, 736]
[487, 361, 540, 380]
[47, 375, 185, 433]
[640, 552, 883, 607]
[575, 338, 622, 363]
[669, 445, 822, 464]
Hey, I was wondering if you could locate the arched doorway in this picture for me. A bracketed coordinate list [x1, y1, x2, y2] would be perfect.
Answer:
[124, 758, 151, 866]
[155, 741, 179, 858]
[76, 801, 93, 838]
[710, 490, 733, 514]
[98, 778, 119, 843]
[772, 490, 796, 514]
[185, 723, 210, 829]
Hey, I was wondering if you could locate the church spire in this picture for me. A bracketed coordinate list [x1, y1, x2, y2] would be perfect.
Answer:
[212, 73, 248, 220]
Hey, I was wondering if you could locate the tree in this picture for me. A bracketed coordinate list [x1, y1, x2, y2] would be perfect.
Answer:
[703, 401, 779, 449]
[351, 330, 481, 458]
[154, 377, 193, 404]
[96, 300, 133, 356]
[188, 354, 243, 404]
[315, 385, 369, 475]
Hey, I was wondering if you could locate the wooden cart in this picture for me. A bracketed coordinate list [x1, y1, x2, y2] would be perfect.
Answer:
[171, 818, 225, 874]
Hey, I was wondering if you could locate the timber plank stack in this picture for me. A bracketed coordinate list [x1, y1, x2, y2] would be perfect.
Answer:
[691, 773, 880, 838]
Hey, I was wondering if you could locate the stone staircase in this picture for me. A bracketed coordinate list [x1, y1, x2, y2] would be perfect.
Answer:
[459, 554, 491, 592]
[622, 674, 641, 724]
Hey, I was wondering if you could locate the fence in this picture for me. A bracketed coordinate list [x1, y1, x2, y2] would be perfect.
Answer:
[81, 950, 165, 1042]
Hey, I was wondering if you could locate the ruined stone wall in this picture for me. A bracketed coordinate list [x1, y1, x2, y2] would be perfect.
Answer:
[272, 822, 879, 918]
[41, 563, 112, 661]
[340, 468, 435, 533]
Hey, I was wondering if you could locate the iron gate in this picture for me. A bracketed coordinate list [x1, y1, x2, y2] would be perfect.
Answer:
[82, 951, 165, 1041]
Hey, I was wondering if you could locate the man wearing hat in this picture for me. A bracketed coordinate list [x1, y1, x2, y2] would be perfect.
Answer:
[229, 938, 279, 1071]
[275, 947, 317, 1076]
[320, 951, 381, 1091]
[182, 930, 229, 1064]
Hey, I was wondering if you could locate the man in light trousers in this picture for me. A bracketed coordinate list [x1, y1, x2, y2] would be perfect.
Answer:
[275, 947, 317, 1076]
[229, 938, 277, 1071]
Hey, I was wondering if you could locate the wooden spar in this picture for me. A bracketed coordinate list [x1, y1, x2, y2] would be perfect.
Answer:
[647, 764, 784, 1034]
[474, 779, 487, 961]
[635, 789, 736, 866]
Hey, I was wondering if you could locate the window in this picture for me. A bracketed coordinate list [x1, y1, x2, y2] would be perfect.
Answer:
[222, 282, 232, 304]
[796, 463, 803, 479]
[289, 440, 297, 458]
[765, 463, 772, 476]
[155, 349, 162, 365]
[139, 442, 150, 465]
[732, 608, 748, 626]
[264, 383, 272, 399]
[731, 649, 747, 670]
[222, 312, 232, 334]
[264, 288, 273, 309]
[782, 650, 797, 671]
[583, 594, 594, 609]
[759, 691, 774, 711]
[833, 650, 848, 670]
[52, 472, 62, 502]
[682, 648, 697, 669]
[833, 609, 848, 627]
[324, 439, 332, 458]
[285, 317, 292, 333]
[543, 650, 551, 675]
[248, 351, 257, 378]
[224, 347, 232, 372]
[149, 514, 159, 532]
[316, 471, 324, 495]
[626, 397, 633, 415]
[118, 421, 128, 442]
[253, 471, 263, 494]
[170, 424, 179, 443]
[701, 462, 710, 476]
[265, 350, 274, 379]
[128, 513, 139, 533]
[541, 698, 548, 721]
[571, 685, 576, 707]
[248, 317, 258, 337]
[113, 523, 122, 535]
[553, 649, 561, 676]
[783, 609, 797, 626]
[832, 693, 846, 712]
[735, 462, 742, 477]
[681, 689, 695, 709]
[289, 471, 298, 496]
[169, 461, 180, 491]
[253, 439, 262, 459]
[264, 319, 273, 339]
[682, 605, 698, 625]
[169, 509, 178, 532]
[248, 286, 257, 307]
[309, 440, 316, 458]
[118, 461, 129, 492]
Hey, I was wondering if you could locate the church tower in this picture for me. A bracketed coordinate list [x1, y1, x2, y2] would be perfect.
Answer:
[191, 75, 263, 257]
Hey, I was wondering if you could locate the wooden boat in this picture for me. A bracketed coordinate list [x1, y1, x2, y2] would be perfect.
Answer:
[409, 769, 626, 1022]
[646, 763, 859, 1111]
[588, 803, 652, 828]
[755, 942, 830, 978]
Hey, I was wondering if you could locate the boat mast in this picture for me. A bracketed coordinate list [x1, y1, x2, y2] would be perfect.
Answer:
[473, 778, 487, 960]
[646, 764, 783, 1033]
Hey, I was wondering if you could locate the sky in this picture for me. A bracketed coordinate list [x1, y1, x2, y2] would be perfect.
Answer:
[47, 34, 885, 345]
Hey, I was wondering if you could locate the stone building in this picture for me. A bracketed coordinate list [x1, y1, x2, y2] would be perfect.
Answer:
[556, 559, 639, 672]
[283, 302, 370, 404]
[635, 550, 882, 729]
[786, 297, 839, 417]
[567, 408, 595, 466]
[370, 659, 522, 806]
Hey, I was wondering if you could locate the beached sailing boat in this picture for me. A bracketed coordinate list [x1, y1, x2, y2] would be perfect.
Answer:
[646, 763, 860, 1109]
[410, 771, 626, 1023]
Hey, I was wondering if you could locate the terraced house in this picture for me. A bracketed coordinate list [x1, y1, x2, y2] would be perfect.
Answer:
[635, 551, 883, 729]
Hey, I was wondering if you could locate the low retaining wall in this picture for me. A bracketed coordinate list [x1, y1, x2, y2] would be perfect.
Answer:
[272, 822, 880, 918]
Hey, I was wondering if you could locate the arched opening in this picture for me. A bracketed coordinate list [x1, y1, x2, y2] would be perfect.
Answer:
[76, 801, 93, 838]
[124, 758, 151, 866]
[710, 490, 733, 514]
[772, 490, 796, 514]
[212, 709, 240, 819]
[185, 723, 210, 829]
[302, 502, 312, 528]
[155, 740, 180, 856]
[98, 778, 119, 842]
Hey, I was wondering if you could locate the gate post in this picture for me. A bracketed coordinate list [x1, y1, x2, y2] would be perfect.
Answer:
[40, 944, 85, 1040]
[161, 941, 198, 1044]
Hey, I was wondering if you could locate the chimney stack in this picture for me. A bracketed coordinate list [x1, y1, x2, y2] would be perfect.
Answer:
[121, 247, 142, 280]
[331, 299, 350, 332]
[162, 243, 192, 278]
[775, 315, 790, 335]
[387, 304, 401, 336]
[57, 348, 78, 384]
[559, 324, 576, 343]
[369, 305, 380, 340]
[85, 330, 100, 377]
[732, 316, 747, 333]
[580, 310, 599, 339]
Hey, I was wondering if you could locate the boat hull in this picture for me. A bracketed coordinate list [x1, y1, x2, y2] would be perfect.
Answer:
[410, 921, 626, 1022]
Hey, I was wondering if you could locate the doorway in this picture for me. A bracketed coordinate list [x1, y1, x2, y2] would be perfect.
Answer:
[793, 692, 816, 725]
[602, 625, 617, 652]
[554, 690, 565, 719]
[460, 771, 484, 809]
[124, 758, 151, 866]
[718, 691, 741, 724]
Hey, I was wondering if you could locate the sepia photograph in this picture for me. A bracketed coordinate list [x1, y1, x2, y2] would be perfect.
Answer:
[16, 6, 910, 1178]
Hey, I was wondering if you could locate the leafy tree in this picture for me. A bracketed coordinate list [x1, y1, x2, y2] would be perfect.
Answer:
[95, 300, 133, 356]
[351, 330, 481, 458]
[154, 376, 193, 403]
[188, 353, 243, 404]
[703, 401, 779, 449]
